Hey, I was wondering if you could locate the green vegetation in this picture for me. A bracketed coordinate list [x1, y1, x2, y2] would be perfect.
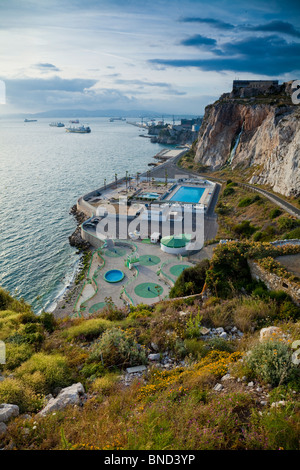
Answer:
[214, 181, 299, 243]
[246, 340, 296, 387]
[169, 259, 210, 298]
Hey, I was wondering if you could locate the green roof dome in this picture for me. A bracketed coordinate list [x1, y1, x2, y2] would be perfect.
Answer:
[160, 234, 191, 248]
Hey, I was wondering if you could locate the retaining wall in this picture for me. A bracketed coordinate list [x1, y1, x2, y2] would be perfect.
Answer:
[248, 259, 300, 306]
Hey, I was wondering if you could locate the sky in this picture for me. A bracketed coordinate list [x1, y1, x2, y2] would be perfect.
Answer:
[0, 0, 300, 115]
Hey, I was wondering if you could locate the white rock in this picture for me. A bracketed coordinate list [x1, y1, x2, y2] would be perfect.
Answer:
[259, 326, 284, 342]
[271, 400, 286, 408]
[213, 383, 223, 392]
[37, 383, 85, 417]
[247, 382, 254, 387]
[0, 404, 19, 423]
[0, 422, 7, 436]
[256, 387, 263, 392]
[216, 327, 224, 334]
[151, 342, 159, 351]
[126, 365, 147, 374]
[221, 373, 232, 381]
[148, 353, 160, 361]
[260, 401, 268, 406]
[200, 327, 211, 335]
[179, 311, 189, 316]
[231, 327, 237, 333]
[220, 332, 228, 339]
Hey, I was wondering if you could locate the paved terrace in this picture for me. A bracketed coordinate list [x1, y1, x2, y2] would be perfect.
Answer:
[74, 240, 215, 317]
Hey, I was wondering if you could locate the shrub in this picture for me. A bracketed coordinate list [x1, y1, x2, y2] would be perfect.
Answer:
[205, 337, 235, 353]
[15, 352, 71, 393]
[4, 343, 34, 370]
[269, 208, 282, 219]
[62, 318, 112, 342]
[223, 187, 235, 197]
[184, 311, 203, 339]
[184, 338, 207, 359]
[252, 231, 263, 242]
[89, 328, 147, 369]
[278, 301, 300, 321]
[0, 312, 21, 341]
[6, 322, 45, 347]
[170, 259, 210, 298]
[205, 243, 252, 298]
[278, 216, 299, 232]
[0, 289, 31, 314]
[0, 378, 43, 413]
[128, 304, 153, 319]
[80, 362, 105, 380]
[89, 373, 119, 395]
[246, 340, 295, 387]
[233, 298, 276, 332]
[39, 312, 57, 333]
[238, 197, 253, 207]
[233, 220, 257, 238]
[285, 227, 300, 239]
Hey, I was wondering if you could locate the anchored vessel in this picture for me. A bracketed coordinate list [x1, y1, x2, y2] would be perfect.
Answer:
[49, 122, 65, 127]
[69, 119, 79, 123]
[109, 117, 126, 122]
[24, 118, 37, 122]
[65, 125, 91, 133]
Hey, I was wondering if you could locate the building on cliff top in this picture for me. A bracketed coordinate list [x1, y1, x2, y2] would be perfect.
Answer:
[233, 80, 278, 90]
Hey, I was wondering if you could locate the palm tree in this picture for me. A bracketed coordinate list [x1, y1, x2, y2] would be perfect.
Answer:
[104, 178, 106, 190]
[115, 173, 118, 189]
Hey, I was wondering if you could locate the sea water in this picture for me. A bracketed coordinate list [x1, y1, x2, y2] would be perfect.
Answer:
[0, 118, 165, 312]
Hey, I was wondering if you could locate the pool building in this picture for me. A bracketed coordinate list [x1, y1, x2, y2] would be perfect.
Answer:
[78, 173, 216, 256]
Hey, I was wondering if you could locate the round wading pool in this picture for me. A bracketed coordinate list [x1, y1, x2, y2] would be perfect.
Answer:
[104, 269, 125, 283]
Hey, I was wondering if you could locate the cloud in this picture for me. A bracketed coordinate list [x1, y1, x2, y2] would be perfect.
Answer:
[246, 20, 300, 38]
[4, 76, 97, 92]
[34, 63, 61, 72]
[114, 79, 186, 95]
[2, 76, 98, 110]
[178, 17, 234, 30]
[151, 35, 300, 75]
[180, 35, 217, 47]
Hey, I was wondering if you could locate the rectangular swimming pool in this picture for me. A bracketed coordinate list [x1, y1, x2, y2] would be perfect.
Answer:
[169, 186, 205, 203]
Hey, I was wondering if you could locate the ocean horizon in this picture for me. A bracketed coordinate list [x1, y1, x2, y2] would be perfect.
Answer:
[0, 117, 168, 313]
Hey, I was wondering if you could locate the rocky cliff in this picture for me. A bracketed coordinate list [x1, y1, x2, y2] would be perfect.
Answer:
[195, 81, 300, 197]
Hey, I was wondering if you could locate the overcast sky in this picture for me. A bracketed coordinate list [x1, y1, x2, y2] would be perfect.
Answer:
[1, 0, 300, 115]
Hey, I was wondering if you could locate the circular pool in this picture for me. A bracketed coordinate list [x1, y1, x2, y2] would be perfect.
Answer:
[104, 269, 125, 283]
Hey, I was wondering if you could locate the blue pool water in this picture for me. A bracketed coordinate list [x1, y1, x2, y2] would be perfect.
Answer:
[169, 186, 205, 203]
[104, 269, 125, 283]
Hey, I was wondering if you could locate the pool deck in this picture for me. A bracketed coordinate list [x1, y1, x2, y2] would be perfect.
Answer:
[75, 240, 216, 317]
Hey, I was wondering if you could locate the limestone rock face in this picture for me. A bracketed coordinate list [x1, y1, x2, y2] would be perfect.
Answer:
[0, 422, 7, 436]
[37, 383, 85, 417]
[0, 404, 19, 423]
[259, 326, 284, 342]
[195, 83, 300, 197]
